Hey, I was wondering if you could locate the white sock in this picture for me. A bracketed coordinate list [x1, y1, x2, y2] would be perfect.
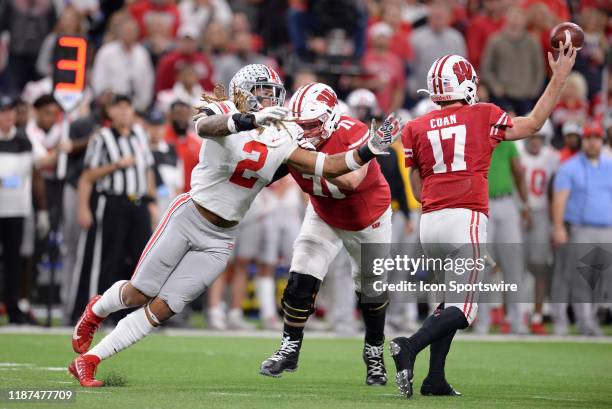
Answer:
[87, 307, 154, 360]
[92, 280, 128, 318]
[255, 276, 276, 320]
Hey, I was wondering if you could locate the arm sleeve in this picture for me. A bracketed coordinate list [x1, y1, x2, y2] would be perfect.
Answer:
[202, 100, 239, 116]
[553, 164, 572, 192]
[488, 104, 513, 142]
[83, 134, 106, 169]
[401, 124, 415, 168]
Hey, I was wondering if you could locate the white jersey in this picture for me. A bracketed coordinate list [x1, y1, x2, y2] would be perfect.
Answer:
[518, 143, 560, 210]
[189, 100, 299, 222]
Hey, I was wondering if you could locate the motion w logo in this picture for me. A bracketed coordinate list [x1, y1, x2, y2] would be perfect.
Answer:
[316, 89, 338, 108]
[453, 60, 473, 85]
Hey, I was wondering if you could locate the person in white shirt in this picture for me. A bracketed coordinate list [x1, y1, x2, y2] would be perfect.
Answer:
[91, 18, 155, 111]
[518, 120, 560, 334]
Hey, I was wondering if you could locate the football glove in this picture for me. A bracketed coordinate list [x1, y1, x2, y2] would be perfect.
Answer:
[368, 113, 402, 155]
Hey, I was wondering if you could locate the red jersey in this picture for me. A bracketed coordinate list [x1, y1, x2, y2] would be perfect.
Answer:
[289, 116, 391, 231]
[164, 126, 202, 192]
[402, 103, 512, 215]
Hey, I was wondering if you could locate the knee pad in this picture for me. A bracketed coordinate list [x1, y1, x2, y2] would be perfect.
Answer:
[445, 302, 477, 326]
[281, 272, 321, 325]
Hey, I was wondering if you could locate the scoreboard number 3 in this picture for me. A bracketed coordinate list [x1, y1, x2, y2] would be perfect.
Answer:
[54, 36, 87, 92]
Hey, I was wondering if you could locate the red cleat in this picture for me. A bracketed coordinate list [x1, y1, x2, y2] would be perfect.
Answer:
[72, 295, 103, 354]
[68, 355, 104, 387]
[531, 322, 548, 335]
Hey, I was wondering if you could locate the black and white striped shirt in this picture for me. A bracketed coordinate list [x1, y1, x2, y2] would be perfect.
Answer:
[84, 125, 154, 198]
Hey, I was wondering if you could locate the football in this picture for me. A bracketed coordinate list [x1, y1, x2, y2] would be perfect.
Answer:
[550, 22, 584, 50]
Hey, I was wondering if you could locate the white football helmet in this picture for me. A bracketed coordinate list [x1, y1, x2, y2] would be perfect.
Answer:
[421, 55, 479, 105]
[228, 64, 285, 112]
[289, 82, 341, 147]
[346, 88, 382, 121]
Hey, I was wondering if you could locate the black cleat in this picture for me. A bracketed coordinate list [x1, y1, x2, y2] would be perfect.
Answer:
[363, 343, 387, 386]
[389, 337, 416, 399]
[260, 336, 301, 377]
[421, 378, 461, 396]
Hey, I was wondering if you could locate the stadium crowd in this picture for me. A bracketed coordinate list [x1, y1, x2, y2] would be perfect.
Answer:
[0, 0, 610, 336]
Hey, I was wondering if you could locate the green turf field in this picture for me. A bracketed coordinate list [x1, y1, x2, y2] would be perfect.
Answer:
[0, 332, 611, 409]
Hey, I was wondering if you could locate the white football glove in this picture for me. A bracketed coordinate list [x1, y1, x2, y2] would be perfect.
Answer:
[252, 106, 290, 126]
[368, 113, 403, 155]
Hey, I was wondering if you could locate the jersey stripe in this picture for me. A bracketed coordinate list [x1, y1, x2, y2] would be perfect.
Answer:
[292, 83, 315, 116]
[347, 128, 370, 149]
[431, 57, 443, 94]
[131, 193, 191, 279]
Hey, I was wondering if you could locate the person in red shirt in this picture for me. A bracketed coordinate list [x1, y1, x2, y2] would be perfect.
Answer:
[391, 46, 576, 399]
[130, 0, 181, 39]
[155, 25, 214, 93]
[164, 100, 202, 192]
[466, 0, 507, 71]
[357, 22, 406, 114]
[261, 83, 401, 387]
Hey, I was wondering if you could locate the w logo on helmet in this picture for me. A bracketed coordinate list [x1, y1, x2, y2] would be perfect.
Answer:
[316, 89, 337, 108]
[453, 60, 473, 85]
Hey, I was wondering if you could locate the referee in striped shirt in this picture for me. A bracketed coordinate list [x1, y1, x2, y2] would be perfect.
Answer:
[68, 95, 157, 323]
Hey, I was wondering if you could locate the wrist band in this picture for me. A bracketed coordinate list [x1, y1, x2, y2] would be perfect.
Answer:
[227, 115, 238, 133]
[345, 150, 362, 171]
[232, 113, 257, 132]
[315, 152, 326, 177]
[357, 143, 376, 162]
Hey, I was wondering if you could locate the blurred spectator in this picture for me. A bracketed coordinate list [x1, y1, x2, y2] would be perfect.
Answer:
[36, 6, 86, 78]
[164, 100, 201, 193]
[202, 21, 231, 56]
[147, 110, 182, 214]
[129, 0, 181, 39]
[522, 0, 570, 23]
[0, 96, 48, 324]
[91, 17, 155, 111]
[155, 25, 215, 94]
[481, 7, 544, 116]
[142, 11, 176, 67]
[70, 95, 156, 324]
[475, 140, 530, 335]
[551, 72, 589, 129]
[26, 95, 67, 226]
[574, 7, 608, 100]
[156, 64, 203, 113]
[559, 121, 583, 162]
[286, 0, 368, 60]
[355, 23, 405, 113]
[517, 120, 559, 335]
[378, 0, 413, 63]
[0, 0, 57, 93]
[466, 0, 507, 71]
[399, 0, 428, 26]
[525, 1, 557, 72]
[552, 123, 612, 336]
[179, 0, 232, 33]
[258, 179, 303, 330]
[14, 99, 28, 129]
[290, 69, 317, 94]
[212, 31, 278, 90]
[409, 3, 466, 95]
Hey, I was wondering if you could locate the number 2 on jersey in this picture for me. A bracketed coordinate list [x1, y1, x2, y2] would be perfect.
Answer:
[427, 124, 467, 173]
[229, 141, 268, 188]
